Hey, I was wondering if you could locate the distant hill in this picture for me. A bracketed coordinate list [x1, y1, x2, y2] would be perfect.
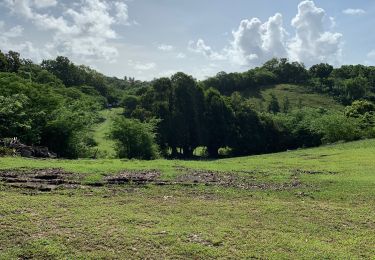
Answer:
[245, 84, 343, 112]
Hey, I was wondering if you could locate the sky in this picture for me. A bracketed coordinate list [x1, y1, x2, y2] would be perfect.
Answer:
[1, 0, 375, 80]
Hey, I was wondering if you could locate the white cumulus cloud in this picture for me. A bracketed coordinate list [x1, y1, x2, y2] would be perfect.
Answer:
[0, 21, 51, 61]
[189, 0, 342, 67]
[188, 39, 226, 61]
[128, 60, 156, 71]
[288, 0, 342, 66]
[158, 44, 174, 51]
[343, 8, 365, 15]
[176, 52, 186, 59]
[33, 0, 57, 8]
[226, 13, 287, 65]
[2, 0, 133, 62]
[114, 1, 129, 25]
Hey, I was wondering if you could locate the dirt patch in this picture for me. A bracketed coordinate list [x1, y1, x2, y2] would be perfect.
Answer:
[0, 167, 308, 192]
[0, 168, 80, 191]
[176, 168, 229, 184]
[292, 169, 337, 175]
[186, 234, 223, 247]
[175, 166, 303, 190]
[105, 170, 161, 185]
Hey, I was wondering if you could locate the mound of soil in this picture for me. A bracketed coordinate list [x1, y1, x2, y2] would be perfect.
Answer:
[0, 168, 80, 191]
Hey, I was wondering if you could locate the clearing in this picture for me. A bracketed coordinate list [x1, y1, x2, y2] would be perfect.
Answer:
[246, 84, 343, 111]
[91, 107, 123, 159]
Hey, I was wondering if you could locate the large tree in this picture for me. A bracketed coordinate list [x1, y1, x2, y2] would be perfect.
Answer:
[203, 88, 234, 157]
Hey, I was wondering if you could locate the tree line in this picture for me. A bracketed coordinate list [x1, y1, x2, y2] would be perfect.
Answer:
[1, 49, 375, 159]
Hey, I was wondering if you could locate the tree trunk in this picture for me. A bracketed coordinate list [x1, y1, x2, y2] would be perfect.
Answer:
[183, 146, 193, 158]
[207, 145, 219, 158]
[171, 146, 178, 158]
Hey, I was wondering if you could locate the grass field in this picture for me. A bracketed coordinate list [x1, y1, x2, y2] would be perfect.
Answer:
[0, 140, 374, 259]
[246, 84, 343, 111]
[92, 107, 123, 159]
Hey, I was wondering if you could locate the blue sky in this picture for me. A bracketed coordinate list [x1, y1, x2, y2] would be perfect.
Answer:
[1, 0, 374, 80]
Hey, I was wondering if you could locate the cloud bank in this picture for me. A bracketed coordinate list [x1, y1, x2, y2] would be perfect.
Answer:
[190, 0, 343, 67]
[2, 0, 131, 62]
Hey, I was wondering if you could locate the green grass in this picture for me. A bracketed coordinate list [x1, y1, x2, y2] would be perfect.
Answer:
[0, 139, 375, 259]
[91, 108, 123, 159]
[246, 84, 343, 111]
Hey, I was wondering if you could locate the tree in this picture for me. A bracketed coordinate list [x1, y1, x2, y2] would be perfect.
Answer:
[0, 50, 8, 72]
[268, 94, 280, 113]
[41, 100, 100, 158]
[344, 76, 369, 102]
[310, 113, 362, 143]
[170, 72, 204, 157]
[203, 88, 234, 157]
[231, 100, 264, 155]
[309, 63, 334, 92]
[309, 63, 333, 79]
[345, 100, 375, 118]
[263, 58, 308, 83]
[0, 94, 32, 140]
[41, 56, 80, 87]
[282, 96, 290, 113]
[149, 77, 174, 155]
[122, 95, 139, 116]
[5, 51, 21, 73]
[110, 117, 159, 159]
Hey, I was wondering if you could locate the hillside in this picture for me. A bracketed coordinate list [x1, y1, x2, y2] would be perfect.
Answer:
[1, 139, 374, 258]
[246, 84, 344, 111]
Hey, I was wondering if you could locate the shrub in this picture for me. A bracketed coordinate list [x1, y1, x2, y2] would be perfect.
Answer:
[310, 113, 362, 143]
[110, 117, 159, 160]
[0, 147, 15, 157]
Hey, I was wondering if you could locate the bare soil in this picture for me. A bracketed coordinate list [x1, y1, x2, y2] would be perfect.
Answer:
[0, 167, 307, 192]
[174, 166, 303, 190]
[105, 170, 161, 184]
[0, 168, 80, 191]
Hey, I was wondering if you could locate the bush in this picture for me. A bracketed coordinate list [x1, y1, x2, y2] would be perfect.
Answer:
[110, 117, 159, 160]
[0, 147, 15, 157]
[310, 113, 362, 143]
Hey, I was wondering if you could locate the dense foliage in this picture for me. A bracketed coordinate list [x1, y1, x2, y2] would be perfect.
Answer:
[110, 117, 159, 159]
[1, 50, 375, 159]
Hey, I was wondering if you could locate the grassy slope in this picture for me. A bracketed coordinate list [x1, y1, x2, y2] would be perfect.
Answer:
[0, 140, 374, 259]
[246, 84, 343, 111]
[91, 107, 123, 159]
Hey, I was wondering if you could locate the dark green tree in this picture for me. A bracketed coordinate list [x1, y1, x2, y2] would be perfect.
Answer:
[203, 88, 234, 157]
[0, 50, 8, 72]
[110, 117, 159, 159]
[268, 94, 280, 113]
[170, 72, 204, 157]
[282, 96, 290, 113]
[5, 51, 21, 73]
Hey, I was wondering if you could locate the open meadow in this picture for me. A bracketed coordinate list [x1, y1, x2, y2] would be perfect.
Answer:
[1, 140, 374, 259]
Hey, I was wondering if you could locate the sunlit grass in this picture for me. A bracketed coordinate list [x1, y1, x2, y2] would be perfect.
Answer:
[91, 107, 123, 159]
[0, 139, 374, 258]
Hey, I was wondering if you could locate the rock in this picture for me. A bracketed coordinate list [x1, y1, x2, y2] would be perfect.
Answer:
[0, 137, 57, 158]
